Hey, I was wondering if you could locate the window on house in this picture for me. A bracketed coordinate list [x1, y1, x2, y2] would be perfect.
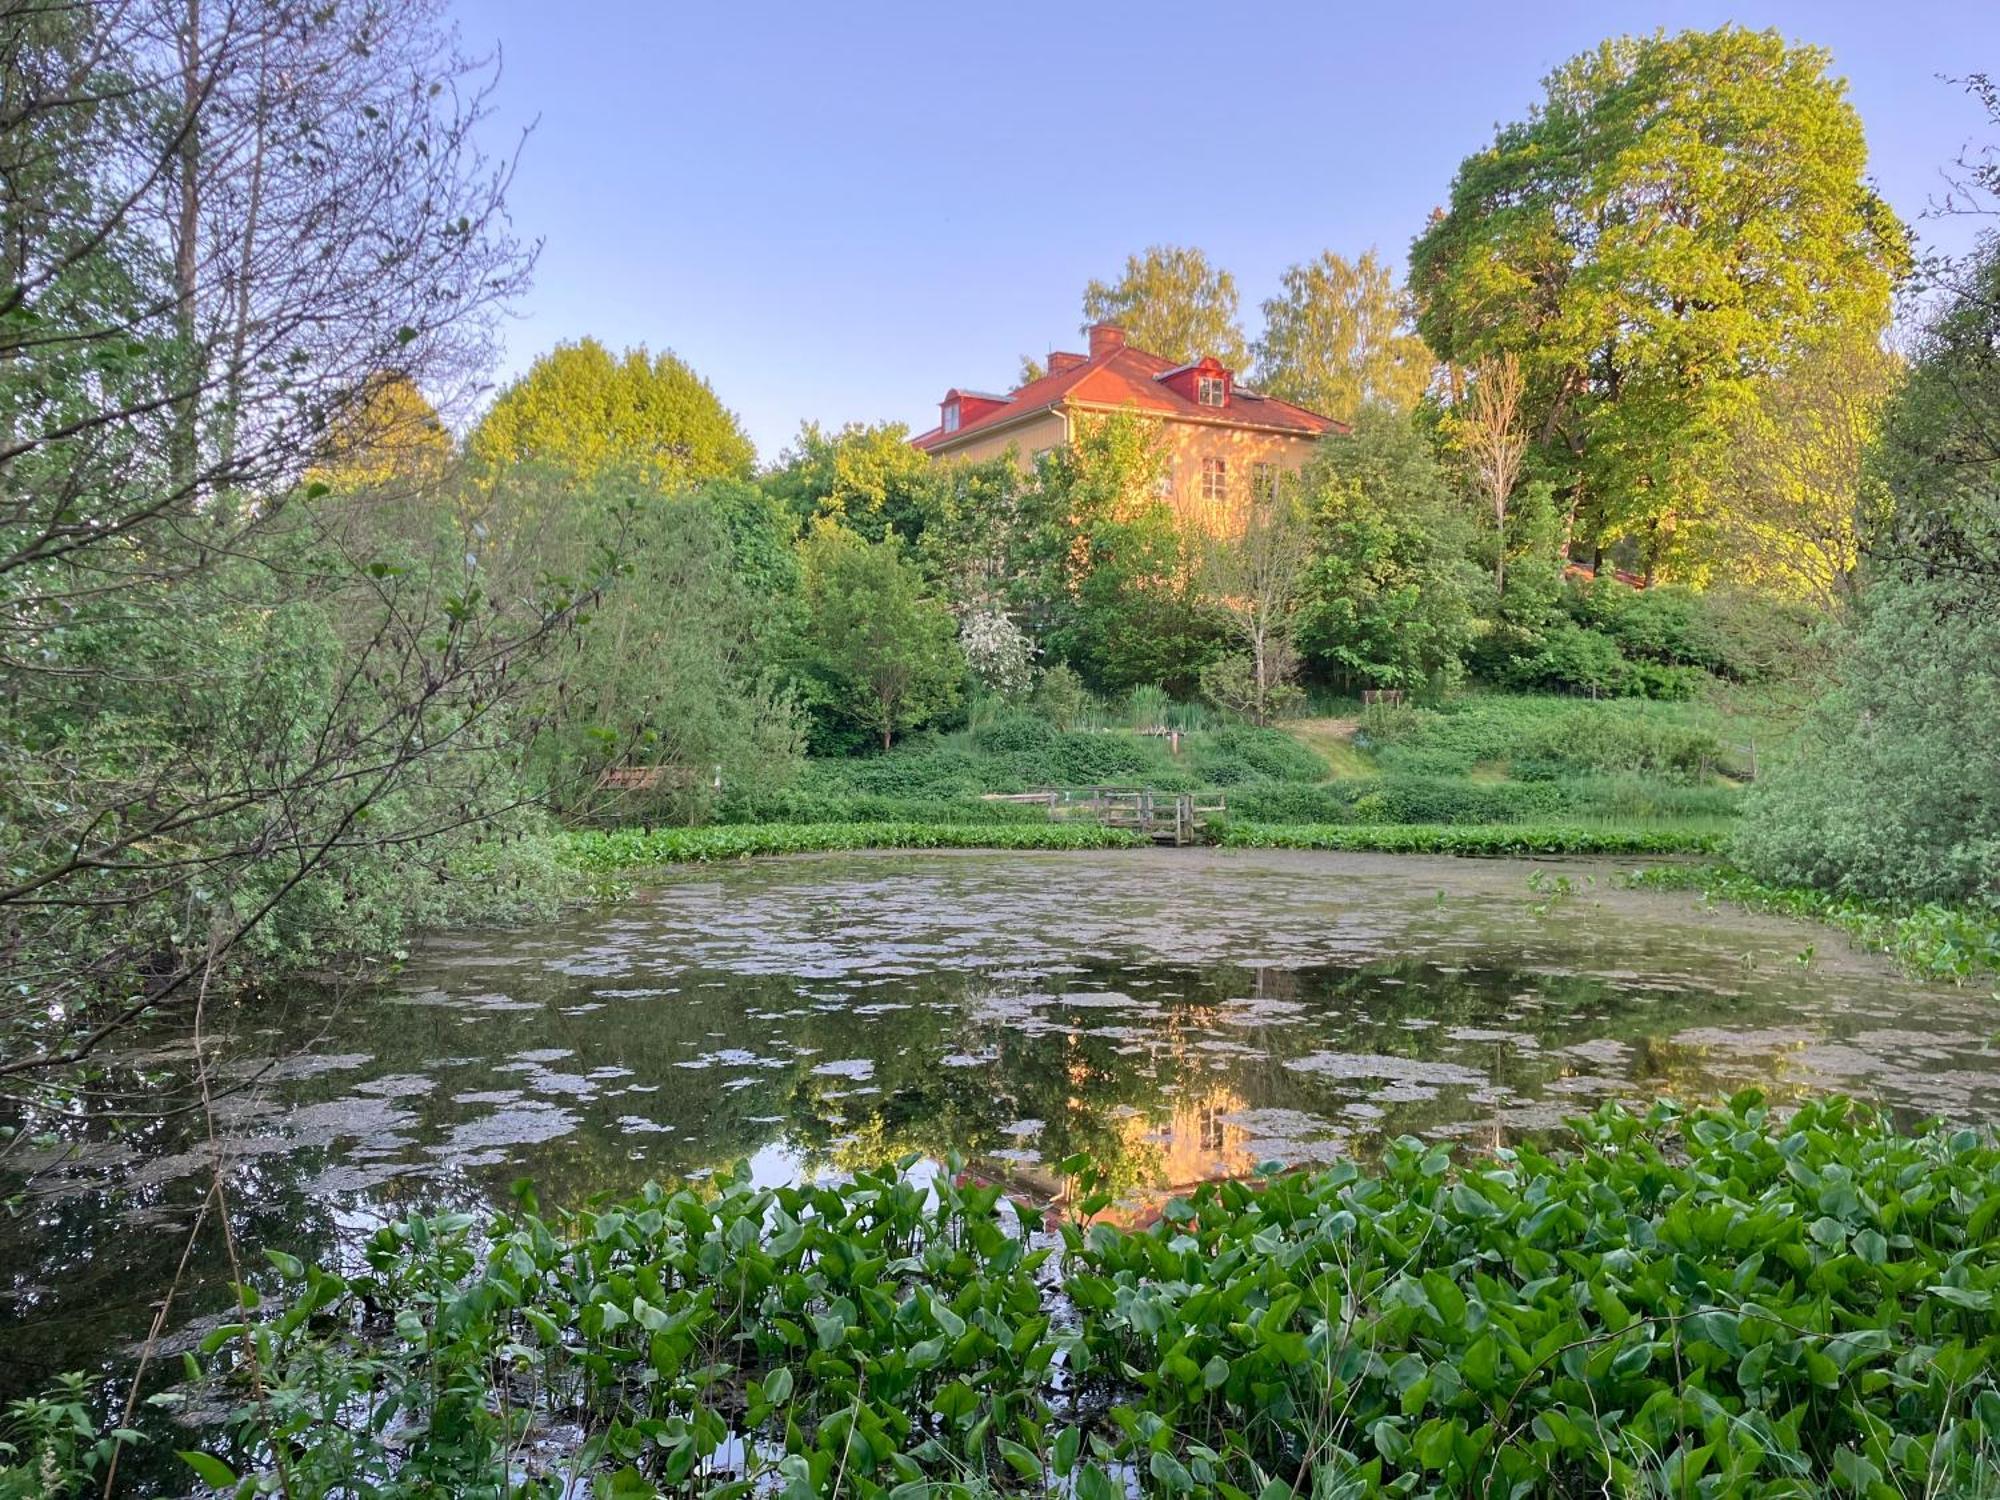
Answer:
[942, 401, 960, 433]
[1197, 374, 1226, 406]
[1251, 462, 1277, 500]
[1201, 456, 1228, 502]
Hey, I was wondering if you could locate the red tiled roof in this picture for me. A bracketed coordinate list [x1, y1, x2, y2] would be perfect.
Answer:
[911, 340, 1344, 453]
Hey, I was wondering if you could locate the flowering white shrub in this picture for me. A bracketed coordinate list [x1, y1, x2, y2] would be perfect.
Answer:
[959, 609, 1037, 699]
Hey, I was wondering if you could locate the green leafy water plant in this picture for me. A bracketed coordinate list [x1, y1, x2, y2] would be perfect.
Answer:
[1219, 822, 1722, 856]
[558, 821, 1146, 871]
[171, 1096, 2000, 1498]
[1630, 864, 2000, 982]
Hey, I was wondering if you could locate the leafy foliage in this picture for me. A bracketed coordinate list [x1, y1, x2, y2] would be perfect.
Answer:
[1081, 246, 1248, 368]
[1295, 409, 1479, 692]
[796, 523, 965, 751]
[1410, 26, 1908, 580]
[172, 1097, 2000, 1497]
[1731, 577, 2000, 908]
[1252, 249, 1434, 422]
[470, 338, 756, 487]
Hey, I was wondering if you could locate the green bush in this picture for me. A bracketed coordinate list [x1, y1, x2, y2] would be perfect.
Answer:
[1358, 696, 1727, 783]
[1226, 782, 1365, 823]
[1558, 773, 1743, 823]
[1733, 575, 2000, 908]
[1187, 725, 1327, 786]
[1371, 745, 1480, 778]
[1512, 711, 1725, 783]
[796, 747, 990, 799]
[971, 710, 1060, 755]
[176, 1096, 2000, 1498]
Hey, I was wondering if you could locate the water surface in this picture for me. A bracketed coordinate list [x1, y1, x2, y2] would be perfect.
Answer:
[4, 848, 1993, 1427]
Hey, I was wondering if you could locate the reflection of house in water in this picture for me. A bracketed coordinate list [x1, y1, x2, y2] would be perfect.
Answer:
[969, 1084, 1263, 1230]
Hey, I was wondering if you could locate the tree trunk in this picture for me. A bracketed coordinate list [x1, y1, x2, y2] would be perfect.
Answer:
[170, 0, 202, 492]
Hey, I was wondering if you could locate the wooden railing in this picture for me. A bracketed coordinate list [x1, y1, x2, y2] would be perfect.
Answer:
[981, 787, 1224, 846]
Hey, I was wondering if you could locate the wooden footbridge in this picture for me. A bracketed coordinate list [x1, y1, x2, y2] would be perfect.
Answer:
[981, 788, 1226, 847]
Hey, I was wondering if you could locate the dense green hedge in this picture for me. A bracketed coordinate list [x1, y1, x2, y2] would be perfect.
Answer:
[1220, 821, 1722, 856]
[559, 821, 1146, 869]
[162, 1096, 2000, 1498]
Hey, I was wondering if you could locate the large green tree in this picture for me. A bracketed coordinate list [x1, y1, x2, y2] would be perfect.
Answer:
[496, 469, 803, 822]
[1409, 26, 1909, 581]
[1295, 409, 1480, 692]
[764, 421, 935, 542]
[1081, 245, 1249, 368]
[796, 523, 964, 750]
[471, 338, 755, 487]
[1253, 250, 1434, 422]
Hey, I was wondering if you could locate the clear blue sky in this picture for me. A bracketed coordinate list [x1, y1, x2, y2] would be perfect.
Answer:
[450, 0, 2000, 460]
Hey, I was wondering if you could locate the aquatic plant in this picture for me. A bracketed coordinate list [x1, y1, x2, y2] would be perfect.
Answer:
[1219, 822, 1722, 856]
[1631, 864, 2000, 982]
[168, 1095, 2000, 1497]
[559, 821, 1146, 871]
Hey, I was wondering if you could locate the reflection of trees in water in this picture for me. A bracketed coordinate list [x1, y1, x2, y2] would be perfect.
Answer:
[0, 940, 1906, 1409]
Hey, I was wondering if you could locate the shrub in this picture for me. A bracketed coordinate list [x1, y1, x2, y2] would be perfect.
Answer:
[971, 710, 1060, 755]
[1028, 662, 1091, 730]
[1370, 776, 1564, 824]
[1188, 725, 1327, 786]
[1733, 576, 2000, 909]
[1369, 745, 1479, 778]
[1225, 782, 1364, 823]
[1512, 709, 1725, 783]
[803, 747, 990, 798]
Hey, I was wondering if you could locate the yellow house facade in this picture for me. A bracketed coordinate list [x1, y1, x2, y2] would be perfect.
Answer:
[911, 324, 1344, 527]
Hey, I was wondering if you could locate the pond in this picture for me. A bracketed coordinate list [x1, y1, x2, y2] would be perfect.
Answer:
[2, 847, 1994, 1456]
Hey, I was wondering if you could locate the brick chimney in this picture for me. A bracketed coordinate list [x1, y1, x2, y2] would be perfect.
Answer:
[1087, 323, 1127, 357]
[1047, 350, 1086, 374]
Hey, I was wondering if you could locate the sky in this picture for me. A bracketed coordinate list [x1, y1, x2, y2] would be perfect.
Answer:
[448, 0, 2000, 460]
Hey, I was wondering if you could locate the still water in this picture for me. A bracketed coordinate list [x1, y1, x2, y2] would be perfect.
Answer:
[3, 848, 1995, 1424]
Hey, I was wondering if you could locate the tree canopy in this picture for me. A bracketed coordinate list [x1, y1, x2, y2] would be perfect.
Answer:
[1253, 250, 1435, 422]
[1081, 245, 1249, 368]
[1409, 26, 1909, 581]
[471, 338, 756, 487]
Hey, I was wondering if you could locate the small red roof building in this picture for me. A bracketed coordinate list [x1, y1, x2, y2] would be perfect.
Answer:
[912, 324, 1340, 457]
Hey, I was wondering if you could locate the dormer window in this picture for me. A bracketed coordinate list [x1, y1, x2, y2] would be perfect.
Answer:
[1197, 375, 1226, 407]
[942, 400, 960, 433]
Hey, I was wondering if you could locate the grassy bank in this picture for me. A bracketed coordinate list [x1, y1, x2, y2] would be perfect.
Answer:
[128, 1095, 2000, 1499]
[1632, 864, 2000, 982]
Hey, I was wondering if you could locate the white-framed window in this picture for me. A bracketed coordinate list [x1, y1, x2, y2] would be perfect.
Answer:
[942, 401, 960, 433]
[1201, 456, 1228, 502]
[1251, 462, 1277, 500]
[1197, 374, 1226, 406]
